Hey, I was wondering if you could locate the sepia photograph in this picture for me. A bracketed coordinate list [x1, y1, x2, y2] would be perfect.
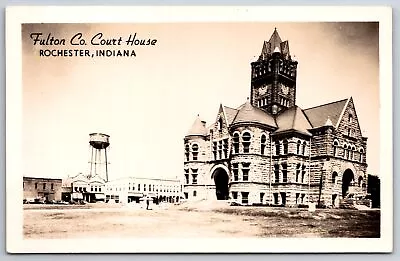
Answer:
[6, 6, 392, 253]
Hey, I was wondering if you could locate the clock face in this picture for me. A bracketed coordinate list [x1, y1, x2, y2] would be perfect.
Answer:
[281, 84, 289, 95]
[258, 86, 267, 95]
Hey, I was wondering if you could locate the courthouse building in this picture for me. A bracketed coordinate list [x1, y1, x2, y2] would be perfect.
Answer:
[183, 29, 368, 207]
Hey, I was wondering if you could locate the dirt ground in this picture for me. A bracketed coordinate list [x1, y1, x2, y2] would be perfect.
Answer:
[23, 201, 380, 239]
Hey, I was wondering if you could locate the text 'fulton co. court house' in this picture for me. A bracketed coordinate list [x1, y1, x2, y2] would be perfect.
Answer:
[183, 29, 368, 208]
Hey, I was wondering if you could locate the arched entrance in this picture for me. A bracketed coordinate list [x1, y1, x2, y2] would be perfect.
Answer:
[212, 168, 229, 200]
[342, 169, 355, 198]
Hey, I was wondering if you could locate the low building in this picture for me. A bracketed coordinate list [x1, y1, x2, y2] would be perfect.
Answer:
[23, 176, 62, 202]
[62, 173, 106, 203]
[105, 177, 183, 204]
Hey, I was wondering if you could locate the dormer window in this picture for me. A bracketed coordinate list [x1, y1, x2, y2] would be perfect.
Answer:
[218, 118, 223, 132]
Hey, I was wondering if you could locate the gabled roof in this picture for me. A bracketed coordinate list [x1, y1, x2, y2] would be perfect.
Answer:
[274, 106, 312, 136]
[303, 98, 349, 129]
[223, 106, 239, 125]
[186, 115, 208, 136]
[232, 100, 277, 127]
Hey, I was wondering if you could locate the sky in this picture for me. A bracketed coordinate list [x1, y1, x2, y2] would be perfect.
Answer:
[22, 22, 380, 181]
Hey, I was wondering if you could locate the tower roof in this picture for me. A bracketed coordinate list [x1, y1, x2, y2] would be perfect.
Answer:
[274, 106, 312, 136]
[186, 115, 208, 136]
[269, 28, 282, 52]
[232, 100, 277, 127]
[259, 28, 291, 60]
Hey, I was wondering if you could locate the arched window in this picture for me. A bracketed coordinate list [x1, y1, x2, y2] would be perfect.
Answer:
[218, 118, 223, 131]
[343, 144, 348, 159]
[359, 148, 364, 163]
[302, 141, 307, 155]
[283, 139, 288, 154]
[242, 132, 251, 153]
[332, 172, 338, 184]
[358, 176, 363, 187]
[192, 143, 199, 160]
[260, 134, 267, 155]
[296, 140, 301, 154]
[233, 133, 240, 154]
[185, 144, 190, 161]
[349, 114, 353, 123]
[275, 141, 280, 155]
[333, 140, 339, 156]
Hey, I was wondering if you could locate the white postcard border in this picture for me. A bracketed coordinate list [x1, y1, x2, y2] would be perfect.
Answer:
[6, 5, 393, 253]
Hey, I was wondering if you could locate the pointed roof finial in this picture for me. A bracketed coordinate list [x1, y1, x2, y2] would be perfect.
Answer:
[275, 27, 277, 31]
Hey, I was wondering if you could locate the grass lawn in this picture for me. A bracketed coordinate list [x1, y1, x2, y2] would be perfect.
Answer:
[23, 202, 380, 239]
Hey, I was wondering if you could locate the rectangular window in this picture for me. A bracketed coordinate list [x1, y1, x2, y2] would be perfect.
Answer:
[95, 187, 98, 192]
[138, 184, 141, 191]
[260, 193, 265, 203]
[296, 193, 300, 204]
[51, 183, 54, 190]
[223, 139, 228, 159]
[144, 184, 146, 191]
[296, 164, 301, 182]
[91, 186, 93, 192]
[193, 191, 197, 197]
[213, 142, 217, 160]
[191, 169, 198, 184]
[192, 152, 198, 161]
[218, 140, 223, 159]
[275, 142, 280, 155]
[35, 183, 38, 189]
[242, 163, 250, 181]
[273, 193, 279, 204]
[274, 164, 279, 183]
[232, 163, 239, 181]
[192, 174, 198, 185]
[302, 165, 306, 183]
[232, 192, 238, 199]
[43, 183, 46, 190]
[241, 192, 249, 204]
[282, 163, 287, 183]
[184, 192, 188, 199]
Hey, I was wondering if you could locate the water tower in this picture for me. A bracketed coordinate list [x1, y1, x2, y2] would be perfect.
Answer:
[88, 133, 110, 181]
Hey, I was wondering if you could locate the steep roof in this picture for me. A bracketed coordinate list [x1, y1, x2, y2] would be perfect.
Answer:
[303, 98, 349, 128]
[274, 106, 312, 136]
[186, 115, 208, 136]
[232, 100, 277, 127]
[223, 106, 239, 125]
[269, 28, 282, 51]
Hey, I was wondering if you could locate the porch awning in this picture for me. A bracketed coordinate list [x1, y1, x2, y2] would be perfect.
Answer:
[94, 194, 105, 199]
[72, 192, 83, 199]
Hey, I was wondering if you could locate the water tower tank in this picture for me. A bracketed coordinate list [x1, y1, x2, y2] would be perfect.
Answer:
[89, 133, 110, 149]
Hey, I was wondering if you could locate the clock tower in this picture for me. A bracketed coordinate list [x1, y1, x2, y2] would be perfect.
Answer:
[250, 28, 298, 114]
